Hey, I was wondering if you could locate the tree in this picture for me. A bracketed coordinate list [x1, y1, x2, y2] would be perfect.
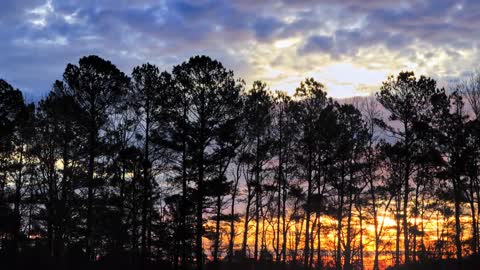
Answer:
[0, 79, 30, 264]
[162, 65, 194, 267]
[380, 141, 405, 267]
[241, 81, 274, 260]
[207, 107, 243, 263]
[376, 71, 439, 264]
[461, 70, 480, 118]
[171, 55, 243, 269]
[60, 55, 130, 260]
[291, 78, 329, 269]
[34, 83, 82, 264]
[131, 63, 173, 265]
[334, 103, 368, 270]
[461, 70, 480, 254]
[227, 149, 244, 262]
[431, 90, 469, 261]
[271, 91, 296, 263]
[359, 97, 384, 270]
[7, 54, 480, 270]
[0, 79, 25, 208]
[0, 79, 25, 207]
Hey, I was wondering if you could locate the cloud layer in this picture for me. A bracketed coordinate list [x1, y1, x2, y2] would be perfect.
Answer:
[1, 0, 479, 99]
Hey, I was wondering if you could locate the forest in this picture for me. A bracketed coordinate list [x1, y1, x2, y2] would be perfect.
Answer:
[2, 55, 480, 270]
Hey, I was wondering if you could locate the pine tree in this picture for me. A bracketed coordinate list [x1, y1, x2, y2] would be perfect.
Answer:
[171, 56, 243, 269]
[61, 55, 129, 260]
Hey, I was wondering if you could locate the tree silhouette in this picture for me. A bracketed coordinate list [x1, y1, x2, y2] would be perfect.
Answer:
[34, 85, 82, 266]
[0, 79, 30, 265]
[376, 71, 439, 264]
[131, 63, 174, 266]
[431, 90, 470, 261]
[3, 57, 480, 270]
[60, 55, 130, 261]
[171, 56, 243, 270]
[241, 81, 274, 260]
[291, 78, 330, 269]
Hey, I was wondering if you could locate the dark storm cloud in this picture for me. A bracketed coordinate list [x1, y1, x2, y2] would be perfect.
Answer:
[0, 0, 479, 97]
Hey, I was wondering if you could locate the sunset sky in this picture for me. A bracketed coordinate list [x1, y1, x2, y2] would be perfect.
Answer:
[1, 0, 480, 99]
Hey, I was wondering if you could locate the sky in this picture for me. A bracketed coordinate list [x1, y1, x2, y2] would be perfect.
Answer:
[1, 0, 479, 100]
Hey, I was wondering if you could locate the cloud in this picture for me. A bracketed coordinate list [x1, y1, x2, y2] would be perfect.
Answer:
[299, 35, 334, 55]
[0, 0, 480, 99]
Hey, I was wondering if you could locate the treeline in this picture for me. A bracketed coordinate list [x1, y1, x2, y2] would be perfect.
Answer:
[1, 55, 480, 270]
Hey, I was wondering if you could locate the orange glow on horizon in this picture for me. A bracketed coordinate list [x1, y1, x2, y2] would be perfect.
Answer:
[202, 201, 477, 270]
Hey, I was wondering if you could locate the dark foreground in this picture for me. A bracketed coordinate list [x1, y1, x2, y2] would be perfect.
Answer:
[387, 255, 480, 270]
[2, 250, 480, 270]
[0, 257, 305, 270]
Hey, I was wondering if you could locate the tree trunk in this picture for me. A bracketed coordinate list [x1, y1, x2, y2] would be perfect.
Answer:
[254, 138, 261, 261]
[344, 166, 355, 270]
[47, 151, 56, 258]
[470, 179, 478, 254]
[336, 196, 344, 270]
[336, 174, 345, 270]
[181, 103, 188, 266]
[453, 178, 463, 261]
[213, 194, 222, 262]
[86, 123, 96, 261]
[413, 183, 419, 262]
[359, 205, 364, 270]
[317, 216, 322, 269]
[370, 177, 380, 270]
[282, 178, 288, 263]
[403, 124, 411, 264]
[141, 106, 151, 268]
[276, 164, 282, 262]
[228, 172, 238, 262]
[242, 186, 252, 257]
[344, 191, 353, 270]
[309, 215, 317, 270]
[196, 148, 204, 269]
[13, 163, 22, 262]
[304, 151, 313, 268]
[293, 218, 304, 265]
[276, 119, 283, 262]
[403, 160, 411, 264]
[395, 195, 401, 267]
[196, 96, 206, 270]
